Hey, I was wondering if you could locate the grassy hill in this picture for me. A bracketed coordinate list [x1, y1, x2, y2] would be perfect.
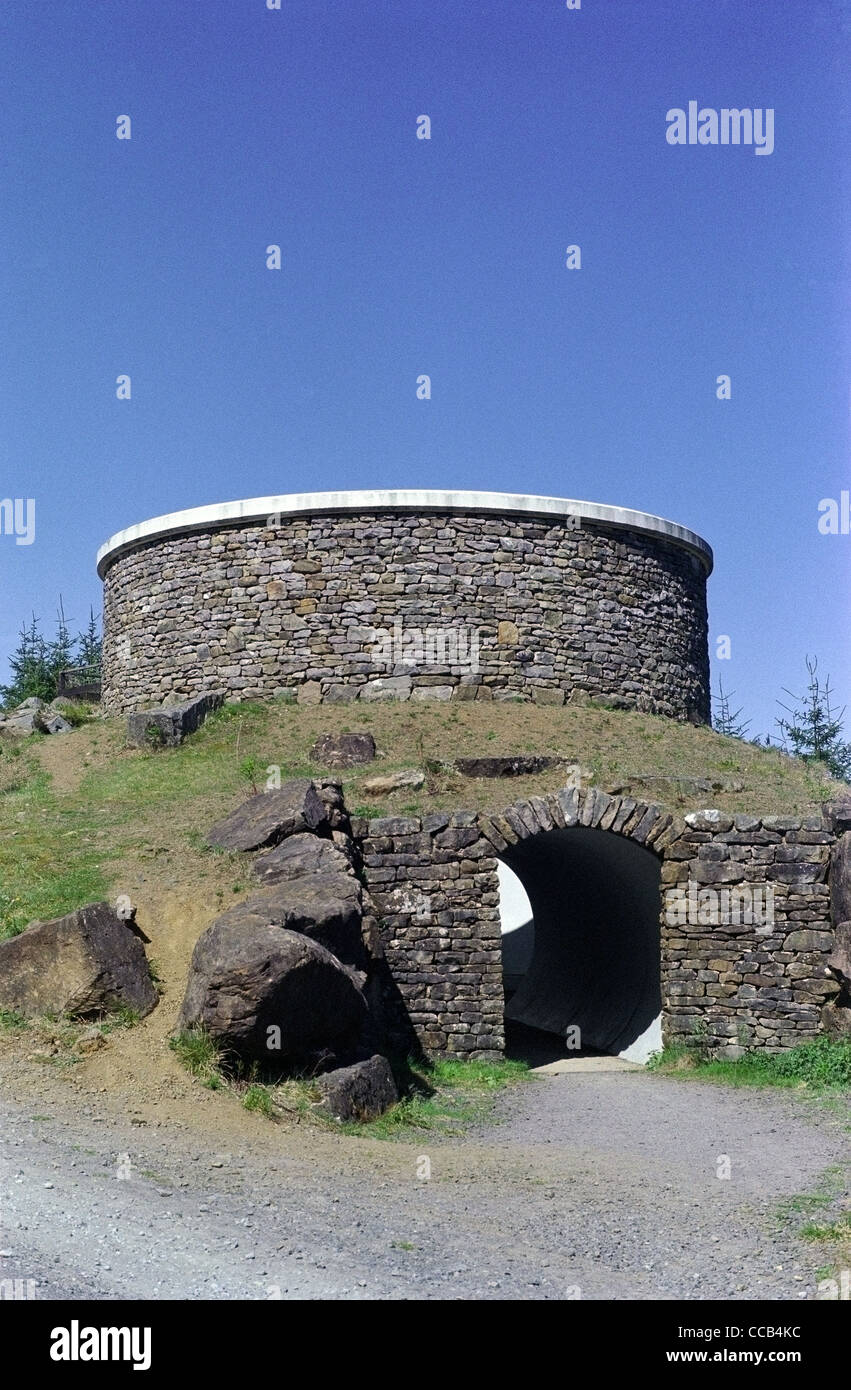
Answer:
[0, 696, 845, 946]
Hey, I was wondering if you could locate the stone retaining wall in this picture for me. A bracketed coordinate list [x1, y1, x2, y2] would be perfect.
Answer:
[357, 790, 842, 1060]
[357, 812, 504, 1060]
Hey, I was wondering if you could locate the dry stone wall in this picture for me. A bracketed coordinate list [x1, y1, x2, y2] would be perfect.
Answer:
[100, 504, 711, 722]
[356, 789, 842, 1060]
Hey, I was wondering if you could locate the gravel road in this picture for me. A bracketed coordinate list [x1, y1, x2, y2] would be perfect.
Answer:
[1, 1068, 847, 1301]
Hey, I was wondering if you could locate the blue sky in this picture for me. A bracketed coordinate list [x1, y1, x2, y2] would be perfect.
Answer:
[1, 0, 848, 739]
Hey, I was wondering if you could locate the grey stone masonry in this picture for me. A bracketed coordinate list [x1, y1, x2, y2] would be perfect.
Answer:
[100, 504, 711, 722]
[357, 789, 841, 1060]
[359, 812, 504, 1060]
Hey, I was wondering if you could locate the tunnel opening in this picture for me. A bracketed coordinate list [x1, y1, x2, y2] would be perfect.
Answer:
[498, 826, 662, 1065]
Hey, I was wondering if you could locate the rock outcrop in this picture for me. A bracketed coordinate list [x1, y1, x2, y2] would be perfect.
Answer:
[0, 902, 158, 1019]
[206, 780, 326, 851]
[178, 922, 367, 1061]
[126, 691, 225, 749]
[314, 1055, 398, 1123]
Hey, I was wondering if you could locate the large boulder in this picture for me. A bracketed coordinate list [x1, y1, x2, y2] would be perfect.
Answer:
[206, 780, 325, 851]
[314, 1054, 398, 1123]
[826, 920, 851, 996]
[0, 902, 158, 1019]
[127, 691, 225, 749]
[207, 875, 364, 966]
[0, 699, 45, 736]
[830, 835, 851, 926]
[824, 800, 851, 834]
[252, 833, 354, 885]
[314, 778, 351, 832]
[821, 999, 851, 1039]
[311, 733, 376, 768]
[177, 920, 367, 1061]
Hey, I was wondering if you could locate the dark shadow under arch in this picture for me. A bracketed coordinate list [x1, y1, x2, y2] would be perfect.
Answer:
[500, 825, 662, 1056]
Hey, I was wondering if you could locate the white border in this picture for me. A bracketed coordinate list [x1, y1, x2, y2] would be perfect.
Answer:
[97, 489, 713, 577]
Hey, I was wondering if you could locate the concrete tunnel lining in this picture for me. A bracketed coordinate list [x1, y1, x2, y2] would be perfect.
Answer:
[499, 826, 662, 1058]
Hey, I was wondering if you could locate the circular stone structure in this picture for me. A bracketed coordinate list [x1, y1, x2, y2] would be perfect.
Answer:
[97, 489, 713, 719]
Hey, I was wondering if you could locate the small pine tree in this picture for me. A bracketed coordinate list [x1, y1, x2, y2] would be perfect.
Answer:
[0, 613, 53, 706]
[776, 656, 851, 782]
[712, 680, 751, 739]
[76, 607, 102, 669]
[47, 597, 75, 680]
[0, 602, 102, 709]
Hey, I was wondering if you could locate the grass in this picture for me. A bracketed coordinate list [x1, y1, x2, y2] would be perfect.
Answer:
[168, 1032, 530, 1137]
[169, 1028, 227, 1090]
[341, 1055, 530, 1139]
[0, 1008, 27, 1030]
[774, 1165, 851, 1270]
[243, 1083, 276, 1117]
[800, 1213, 851, 1242]
[0, 737, 40, 795]
[0, 1007, 141, 1066]
[0, 697, 845, 942]
[648, 1037, 851, 1092]
[51, 701, 97, 728]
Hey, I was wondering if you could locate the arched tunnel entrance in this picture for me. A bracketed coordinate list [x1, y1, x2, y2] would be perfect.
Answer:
[498, 826, 663, 1064]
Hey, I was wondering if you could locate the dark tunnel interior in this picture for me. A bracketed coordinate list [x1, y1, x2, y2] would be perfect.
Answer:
[499, 826, 662, 1057]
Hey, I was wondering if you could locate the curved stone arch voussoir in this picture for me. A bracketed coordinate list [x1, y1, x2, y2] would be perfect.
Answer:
[474, 784, 682, 857]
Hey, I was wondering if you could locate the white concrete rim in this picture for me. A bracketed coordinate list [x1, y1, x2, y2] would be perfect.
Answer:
[96, 489, 713, 577]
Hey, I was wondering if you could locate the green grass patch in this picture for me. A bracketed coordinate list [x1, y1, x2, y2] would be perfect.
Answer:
[242, 1083, 275, 1117]
[169, 1027, 227, 1090]
[342, 1055, 530, 1139]
[51, 701, 96, 728]
[648, 1037, 851, 1092]
[0, 1008, 27, 1030]
[775, 1166, 851, 1265]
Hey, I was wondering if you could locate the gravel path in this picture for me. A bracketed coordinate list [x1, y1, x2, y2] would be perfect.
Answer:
[1, 1070, 847, 1300]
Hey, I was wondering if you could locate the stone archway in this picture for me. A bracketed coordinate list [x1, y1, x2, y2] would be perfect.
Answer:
[476, 788, 669, 1063]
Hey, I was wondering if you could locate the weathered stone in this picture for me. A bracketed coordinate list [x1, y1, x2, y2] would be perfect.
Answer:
[361, 769, 425, 794]
[820, 999, 851, 1038]
[206, 780, 325, 851]
[252, 833, 354, 885]
[360, 676, 412, 701]
[830, 834, 851, 925]
[824, 799, 851, 833]
[454, 755, 564, 779]
[532, 688, 565, 706]
[210, 874, 364, 964]
[0, 902, 158, 1020]
[177, 920, 366, 1061]
[43, 714, 72, 734]
[127, 691, 225, 748]
[314, 1054, 398, 1122]
[411, 685, 454, 701]
[311, 732, 376, 768]
[783, 929, 834, 952]
[684, 810, 735, 833]
[826, 920, 851, 994]
[323, 684, 359, 704]
[0, 704, 43, 735]
[297, 681, 322, 705]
